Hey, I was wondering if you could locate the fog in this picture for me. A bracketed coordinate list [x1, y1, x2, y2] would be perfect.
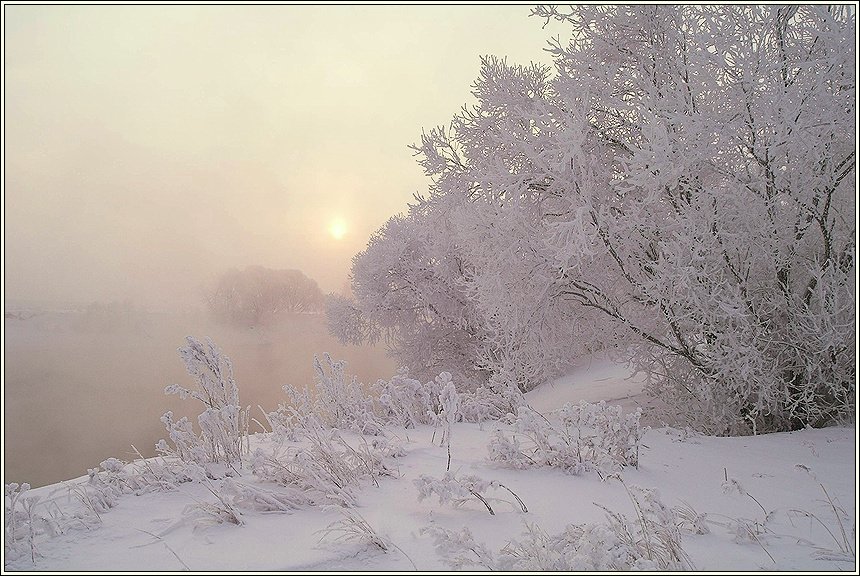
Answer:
[3, 5, 565, 488]
[4, 5, 564, 307]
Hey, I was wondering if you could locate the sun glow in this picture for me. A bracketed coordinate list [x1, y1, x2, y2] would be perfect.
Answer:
[328, 218, 347, 240]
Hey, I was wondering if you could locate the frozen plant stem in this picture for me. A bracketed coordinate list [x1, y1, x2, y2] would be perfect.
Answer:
[446, 443, 451, 472]
[497, 483, 528, 513]
[745, 524, 776, 564]
[133, 529, 190, 571]
[470, 490, 495, 515]
[820, 483, 853, 555]
[620, 479, 654, 561]
[747, 492, 768, 519]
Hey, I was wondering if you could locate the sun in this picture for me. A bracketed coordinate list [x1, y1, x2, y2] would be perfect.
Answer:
[328, 218, 347, 240]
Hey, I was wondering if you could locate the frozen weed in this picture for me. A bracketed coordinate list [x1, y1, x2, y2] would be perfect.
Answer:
[437, 373, 460, 471]
[316, 508, 389, 551]
[374, 369, 441, 428]
[182, 480, 244, 527]
[251, 420, 395, 509]
[414, 472, 527, 516]
[674, 500, 710, 535]
[489, 401, 646, 476]
[4, 483, 39, 563]
[160, 337, 250, 468]
[421, 525, 496, 570]
[424, 479, 690, 570]
[596, 477, 693, 569]
[219, 478, 311, 513]
[317, 508, 418, 570]
[789, 465, 855, 561]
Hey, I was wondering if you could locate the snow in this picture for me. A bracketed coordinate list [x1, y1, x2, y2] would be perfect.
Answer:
[525, 358, 648, 412]
[5, 359, 856, 572]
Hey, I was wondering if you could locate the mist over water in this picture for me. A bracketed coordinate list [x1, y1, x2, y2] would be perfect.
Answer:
[3, 309, 395, 488]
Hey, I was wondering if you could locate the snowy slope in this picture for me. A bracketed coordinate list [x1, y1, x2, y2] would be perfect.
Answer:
[4, 361, 856, 572]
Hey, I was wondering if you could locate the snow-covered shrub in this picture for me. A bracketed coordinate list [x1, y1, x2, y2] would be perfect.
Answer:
[268, 354, 383, 437]
[268, 360, 511, 444]
[459, 385, 521, 424]
[488, 401, 645, 475]
[4, 483, 39, 563]
[251, 418, 395, 509]
[421, 525, 496, 570]
[373, 369, 441, 428]
[263, 382, 317, 442]
[157, 412, 209, 465]
[317, 508, 389, 552]
[414, 472, 527, 516]
[567, 402, 645, 469]
[63, 457, 188, 523]
[182, 480, 243, 527]
[160, 337, 249, 467]
[81, 456, 200, 506]
[4, 455, 202, 567]
[500, 522, 644, 571]
[78, 465, 127, 514]
[674, 501, 710, 536]
[218, 478, 311, 513]
[316, 508, 421, 570]
[269, 355, 511, 442]
[595, 480, 691, 570]
[424, 481, 690, 570]
[105, 452, 200, 495]
[438, 373, 460, 420]
[311, 353, 381, 434]
[373, 369, 512, 428]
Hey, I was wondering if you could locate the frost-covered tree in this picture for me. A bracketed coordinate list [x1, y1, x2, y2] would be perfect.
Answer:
[329, 179, 594, 392]
[330, 5, 855, 432]
[336, 194, 493, 388]
[206, 266, 325, 327]
[325, 293, 379, 347]
[405, 5, 855, 434]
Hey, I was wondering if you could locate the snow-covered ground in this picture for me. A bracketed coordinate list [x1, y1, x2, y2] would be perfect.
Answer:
[4, 360, 856, 571]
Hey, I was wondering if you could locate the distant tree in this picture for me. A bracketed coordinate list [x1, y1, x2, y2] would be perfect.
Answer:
[206, 266, 324, 327]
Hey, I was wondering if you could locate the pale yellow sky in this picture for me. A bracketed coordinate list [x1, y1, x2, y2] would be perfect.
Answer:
[3, 4, 565, 309]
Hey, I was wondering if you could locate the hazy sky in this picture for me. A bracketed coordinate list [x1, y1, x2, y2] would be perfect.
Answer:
[4, 4, 565, 309]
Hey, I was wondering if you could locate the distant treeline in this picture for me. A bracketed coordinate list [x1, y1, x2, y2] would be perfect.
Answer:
[205, 266, 325, 328]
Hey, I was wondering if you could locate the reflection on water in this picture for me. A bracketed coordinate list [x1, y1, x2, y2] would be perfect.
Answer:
[3, 311, 396, 488]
